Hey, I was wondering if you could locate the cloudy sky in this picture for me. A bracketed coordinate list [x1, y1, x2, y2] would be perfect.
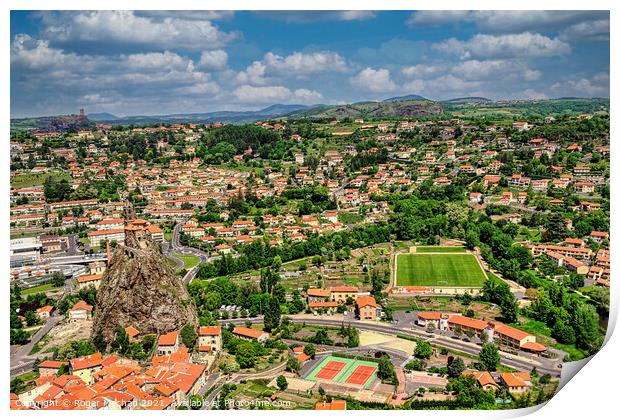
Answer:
[10, 10, 610, 118]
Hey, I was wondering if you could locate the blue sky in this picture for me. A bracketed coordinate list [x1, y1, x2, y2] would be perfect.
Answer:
[10, 10, 610, 117]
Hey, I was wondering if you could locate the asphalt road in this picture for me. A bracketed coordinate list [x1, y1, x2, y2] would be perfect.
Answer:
[10, 314, 63, 378]
[201, 360, 287, 410]
[219, 316, 561, 377]
[288, 317, 562, 377]
[164, 221, 214, 284]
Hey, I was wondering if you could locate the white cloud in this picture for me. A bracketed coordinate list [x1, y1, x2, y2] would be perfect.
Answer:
[433, 32, 570, 60]
[402, 79, 426, 93]
[136, 11, 235, 21]
[523, 69, 542, 81]
[407, 11, 470, 27]
[559, 19, 610, 42]
[408, 11, 609, 34]
[401, 64, 444, 78]
[11, 34, 224, 115]
[518, 89, 548, 100]
[453, 60, 541, 82]
[398, 58, 547, 100]
[254, 11, 375, 23]
[39, 11, 238, 51]
[235, 50, 348, 85]
[263, 51, 348, 75]
[198, 50, 229, 70]
[233, 85, 322, 104]
[235, 61, 268, 85]
[349, 68, 397, 93]
[123, 51, 194, 72]
[11, 34, 82, 70]
[550, 72, 610, 98]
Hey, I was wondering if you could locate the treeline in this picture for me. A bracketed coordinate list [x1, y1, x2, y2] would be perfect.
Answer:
[526, 282, 602, 356]
[196, 222, 392, 279]
[198, 125, 290, 161]
[348, 148, 389, 171]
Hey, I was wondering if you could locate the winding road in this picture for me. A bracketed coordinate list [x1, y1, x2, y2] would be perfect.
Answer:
[219, 316, 562, 377]
[163, 221, 214, 284]
[10, 313, 63, 378]
[201, 359, 288, 410]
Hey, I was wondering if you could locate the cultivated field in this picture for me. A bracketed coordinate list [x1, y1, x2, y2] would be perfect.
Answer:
[395, 252, 486, 287]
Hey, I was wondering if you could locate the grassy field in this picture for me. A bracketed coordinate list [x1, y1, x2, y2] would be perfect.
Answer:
[337, 212, 365, 224]
[396, 253, 486, 287]
[21, 283, 62, 295]
[11, 171, 70, 188]
[416, 246, 465, 253]
[173, 253, 200, 269]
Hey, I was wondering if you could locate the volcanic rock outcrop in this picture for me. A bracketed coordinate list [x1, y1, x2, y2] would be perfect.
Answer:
[91, 204, 198, 344]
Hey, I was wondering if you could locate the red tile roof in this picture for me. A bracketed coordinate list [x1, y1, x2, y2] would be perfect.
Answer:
[307, 288, 331, 297]
[157, 331, 179, 347]
[233, 326, 265, 339]
[38, 360, 67, 369]
[447, 315, 488, 331]
[493, 323, 532, 341]
[125, 326, 139, 338]
[70, 352, 103, 371]
[330, 286, 358, 293]
[416, 311, 443, 320]
[199, 326, 221, 336]
[521, 341, 546, 352]
[71, 300, 93, 312]
[356, 295, 378, 308]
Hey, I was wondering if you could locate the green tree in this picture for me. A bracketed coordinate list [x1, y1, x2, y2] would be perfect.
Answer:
[235, 341, 258, 368]
[500, 297, 519, 324]
[414, 341, 433, 359]
[189, 395, 203, 410]
[479, 343, 501, 371]
[377, 355, 396, 382]
[303, 343, 316, 359]
[447, 357, 466, 378]
[286, 356, 301, 373]
[276, 375, 288, 391]
[10, 329, 29, 345]
[572, 303, 601, 353]
[92, 331, 107, 353]
[111, 325, 129, 355]
[309, 329, 332, 345]
[552, 320, 576, 344]
[263, 296, 281, 332]
[180, 324, 198, 350]
[24, 311, 38, 326]
[51, 272, 66, 287]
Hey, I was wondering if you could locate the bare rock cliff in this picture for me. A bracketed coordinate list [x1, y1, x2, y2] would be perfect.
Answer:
[91, 213, 198, 344]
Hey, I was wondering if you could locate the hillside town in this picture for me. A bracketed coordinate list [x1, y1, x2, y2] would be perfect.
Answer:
[10, 103, 609, 410]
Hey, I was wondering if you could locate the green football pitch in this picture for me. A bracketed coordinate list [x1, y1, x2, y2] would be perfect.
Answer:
[395, 253, 486, 287]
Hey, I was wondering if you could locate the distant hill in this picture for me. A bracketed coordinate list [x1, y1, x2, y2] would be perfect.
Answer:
[442, 98, 609, 118]
[10, 114, 95, 132]
[82, 104, 310, 125]
[441, 97, 492, 104]
[285, 99, 443, 120]
[88, 112, 120, 121]
[383, 94, 428, 102]
[11, 97, 609, 130]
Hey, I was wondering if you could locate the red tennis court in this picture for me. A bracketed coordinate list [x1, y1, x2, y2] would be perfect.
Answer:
[344, 365, 377, 385]
[314, 361, 347, 380]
